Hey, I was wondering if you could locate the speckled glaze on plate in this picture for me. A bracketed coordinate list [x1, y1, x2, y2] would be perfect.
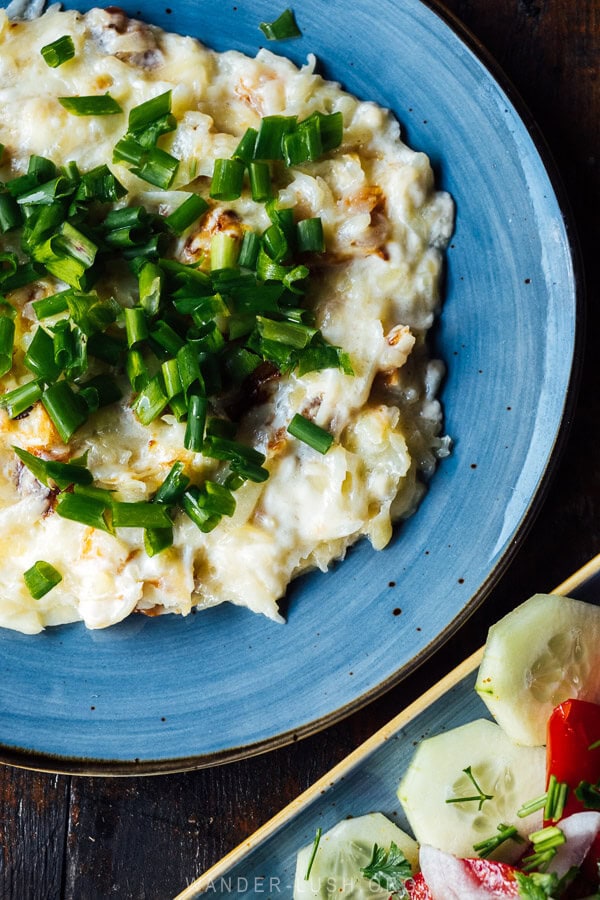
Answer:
[0, 0, 582, 773]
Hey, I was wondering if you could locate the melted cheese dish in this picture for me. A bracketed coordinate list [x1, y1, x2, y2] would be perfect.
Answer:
[0, 6, 453, 633]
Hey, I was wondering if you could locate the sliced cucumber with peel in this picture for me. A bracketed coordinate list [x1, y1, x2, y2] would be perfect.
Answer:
[475, 593, 600, 746]
[293, 812, 418, 899]
[397, 718, 545, 863]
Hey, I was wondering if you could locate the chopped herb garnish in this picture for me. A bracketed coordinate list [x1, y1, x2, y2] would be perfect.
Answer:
[41, 35, 75, 68]
[59, 94, 123, 116]
[473, 823, 523, 858]
[23, 561, 62, 599]
[259, 8, 302, 40]
[543, 774, 569, 823]
[445, 765, 494, 811]
[360, 841, 412, 892]
[304, 828, 322, 881]
[287, 413, 333, 454]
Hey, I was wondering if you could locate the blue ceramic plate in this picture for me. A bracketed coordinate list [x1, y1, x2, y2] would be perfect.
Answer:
[0, 0, 581, 773]
[175, 557, 600, 898]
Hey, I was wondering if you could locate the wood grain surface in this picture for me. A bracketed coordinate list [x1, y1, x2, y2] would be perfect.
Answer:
[1, 1, 599, 897]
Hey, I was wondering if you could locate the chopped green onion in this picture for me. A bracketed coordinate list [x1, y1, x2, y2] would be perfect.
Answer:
[0, 316, 15, 376]
[232, 127, 258, 164]
[181, 485, 221, 533]
[24, 326, 62, 381]
[144, 526, 173, 556]
[256, 316, 315, 349]
[209, 158, 245, 201]
[74, 164, 126, 203]
[238, 231, 260, 269]
[297, 217, 325, 253]
[0, 379, 43, 417]
[184, 393, 207, 452]
[165, 194, 208, 234]
[473, 824, 522, 859]
[248, 161, 272, 201]
[32, 289, 71, 320]
[0, 262, 42, 293]
[517, 792, 548, 819]
[521, 826, 566, 873]
[112, 500, 172, 529]
[133, 374, 169, 424]
[544, 775, 569, 823]
[131, 146, 179, 190]
[0, 193, 22, 233]
[66, 292, 119, 336]
[125, 306, 150, 348]
[41, 34, 75, 68]
[150, 320, 186, 355]
[128, 90, 173, 133]
[138, 260, 164, 315]
[23, 560, 62, 599]
[126, 348, 150, 392]
[210, 232, 239, 271]
[12, 445, 93, 490]
[154, 461, 190, 505]
[259, 8, 302, 40]
[254, 115, 297, 160]
[55, 490, 112, 532]
[176, 343, 204, 396]
[287, 413, 333, 454]
[41, 381, 88, 443]
[59, 94, 123, 116]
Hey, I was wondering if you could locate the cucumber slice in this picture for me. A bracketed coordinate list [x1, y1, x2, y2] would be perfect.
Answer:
[293, 812, 418, 899]
[397, 718, 545, 862]
[475, 593, 600, 746]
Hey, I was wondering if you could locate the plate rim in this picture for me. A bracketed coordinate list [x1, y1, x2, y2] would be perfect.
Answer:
[0, 0, 585, 776]
[173, 551, 600, 898]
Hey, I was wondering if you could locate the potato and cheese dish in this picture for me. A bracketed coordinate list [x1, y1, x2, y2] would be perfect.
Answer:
[0, 6, 453, 633]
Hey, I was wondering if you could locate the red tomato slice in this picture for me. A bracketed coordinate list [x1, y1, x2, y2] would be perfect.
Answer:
[546, 698, 600, 820]
[546, 698, 600, 882]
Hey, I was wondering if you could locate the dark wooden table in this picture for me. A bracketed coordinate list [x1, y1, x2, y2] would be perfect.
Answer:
[1, 1, 599, 897]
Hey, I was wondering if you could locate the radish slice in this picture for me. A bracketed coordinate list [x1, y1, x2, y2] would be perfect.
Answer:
[419, 845, 520, 899]
[549, 811, 600, 877]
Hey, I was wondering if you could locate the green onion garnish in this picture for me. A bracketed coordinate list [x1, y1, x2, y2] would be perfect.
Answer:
[0, 193, 22, 233]
[287, 413, 333, 454]
[517, 792, 548, 819]
[23, 560, 62, 599]
[131, 146, 179, 190]
[0, 379, 43, 418]
[210, 232, 239, 271]
[13, 445, 93, 490]
[41, 34, 75, 68]
[112, 500, 172, 529]
[209, 158, 245, 201]
[165, 194, 209, 235]
[55, 490, 112, 532]
[304, 828, 322, 881]
[259, 8, 302, 40]
[125, 306, 150, 348]
[32, 289, 71, 320]
[0, 316, 15, 377]
[154, 461, 190, 505]
[444, 766, 494, 812]
[248, 161, 272, 202]
[473, 824, 522, 859]
[232, 127, 258, 164]
[59, 94, 123, 116]
[41, 381, 88, 443]
[144, 526, 174, 556]
[24, 326, 62, 381]
[254, 115, 296, 161]
[297, 217, 325, 253]
[184, 394, 207, 452]
[133, 374, 169, 425]
[128, 90, 173, 134]
[544, 775, 569, 823]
